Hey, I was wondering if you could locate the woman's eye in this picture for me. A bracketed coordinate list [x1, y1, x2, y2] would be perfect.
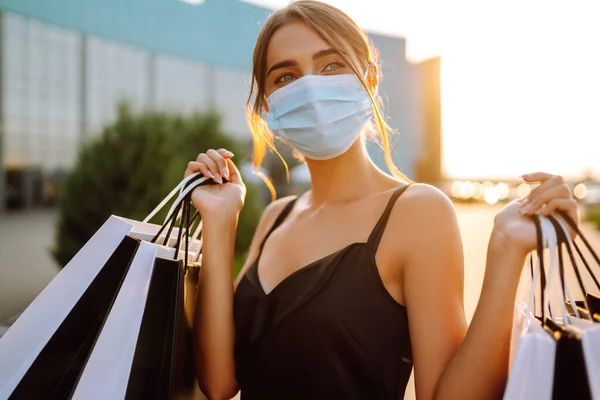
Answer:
[323, 62, 344, 72]
[275, 74, 296, 84]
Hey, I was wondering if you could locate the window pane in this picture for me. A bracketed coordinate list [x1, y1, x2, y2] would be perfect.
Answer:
[214, 68, 250, 137]
[4, 87, 27, 118]
[155, 54, 211, 113]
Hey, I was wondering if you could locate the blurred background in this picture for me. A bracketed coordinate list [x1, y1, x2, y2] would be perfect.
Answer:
[0, 0, 599, 398]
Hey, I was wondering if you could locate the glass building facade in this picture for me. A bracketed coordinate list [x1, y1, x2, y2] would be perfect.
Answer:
[0, 0, 424, 211]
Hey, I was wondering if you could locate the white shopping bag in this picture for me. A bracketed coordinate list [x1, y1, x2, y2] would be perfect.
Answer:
[509, 214, 600, 400]
[0, 215, 136, 399]
[73, 173, 208, 400]
[580, 323, 600, 399]
[72, 241, 174, 400]
[0, 173, 208, 399]
[551, 216, 600, 399]
[504, 217, 557, 400]
[504, 312, 557, 400]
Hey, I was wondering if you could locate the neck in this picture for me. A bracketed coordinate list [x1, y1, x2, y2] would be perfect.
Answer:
[304, 139, 386, 206]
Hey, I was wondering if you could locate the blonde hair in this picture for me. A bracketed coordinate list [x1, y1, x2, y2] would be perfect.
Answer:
[246, 0, 409, 195]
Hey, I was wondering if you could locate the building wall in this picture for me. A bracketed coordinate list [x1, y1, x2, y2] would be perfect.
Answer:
[1, 9, 254, 174]
[3, 12, 82, 171]
[0, 0, 426, 208]
[414, 57, 442, 184]
[367, 33, 419, 180]
[0, 0, 268, 71]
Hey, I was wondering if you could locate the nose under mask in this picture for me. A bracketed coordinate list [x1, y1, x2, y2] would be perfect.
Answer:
[265, 72, 374, 161]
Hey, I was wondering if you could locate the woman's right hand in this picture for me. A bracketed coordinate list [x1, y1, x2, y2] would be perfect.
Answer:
[184, 149, 246, 219]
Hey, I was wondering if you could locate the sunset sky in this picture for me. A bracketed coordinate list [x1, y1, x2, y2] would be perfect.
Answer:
[244, 0, 600, 180]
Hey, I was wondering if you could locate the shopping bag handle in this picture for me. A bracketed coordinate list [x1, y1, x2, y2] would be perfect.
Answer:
[147, 172, 222, 267]
[556, 210, 600, 290]
[162, 172, 227, 226]
[143, 173, 209, 223]
[547, 215, 595, 320]
[529, 215, 568, 323]
[538, 216, 575, 323]
[168, 188, 196, 274]
[149, 175, 210, 247]
[530, 214, 547, 321]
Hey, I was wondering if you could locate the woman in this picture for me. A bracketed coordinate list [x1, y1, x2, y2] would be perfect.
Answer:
[186, 2, 579, 399]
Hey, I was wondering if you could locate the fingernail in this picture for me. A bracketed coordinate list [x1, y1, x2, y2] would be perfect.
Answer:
[224, 151, 234, 158]
[215, 173, 223, 184]
[207, 171, 215, 180]
[221, 167, 229, 179]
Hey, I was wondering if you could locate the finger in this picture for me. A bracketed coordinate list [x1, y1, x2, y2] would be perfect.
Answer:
[197, 153, 221, 183]
[521, 172, 555, 183]
[217, 149, 234, 159]
[526, 174, 565, 200]
[225, 158, 243, 184]
[523, 184, 571, 215]
[540, 198, 580, 240]
[538, 198, 578, 217]
[207, 149, 229, 180]
[185, 161, 212, 180]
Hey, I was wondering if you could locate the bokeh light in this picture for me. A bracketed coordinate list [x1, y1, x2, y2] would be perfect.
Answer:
[574, 183, 588, 200]
[483, 187, 500, 205]
[451, 181, 465, 199]
[472, 182, 484, 200]
[496, 182, 510, 200]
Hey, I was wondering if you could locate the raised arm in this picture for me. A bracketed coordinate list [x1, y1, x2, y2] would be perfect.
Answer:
[185, 149, 243, 399]
[395, 174, 577, 400]
[186, 148, 296, 399]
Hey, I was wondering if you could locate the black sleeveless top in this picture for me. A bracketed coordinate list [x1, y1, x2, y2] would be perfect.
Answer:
[233, 185, 413, 399]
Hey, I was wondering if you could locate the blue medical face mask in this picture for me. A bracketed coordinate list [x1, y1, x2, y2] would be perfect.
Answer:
[265, 72, 374, 160]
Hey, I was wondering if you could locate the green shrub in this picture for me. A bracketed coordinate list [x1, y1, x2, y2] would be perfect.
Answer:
[586, 211, 600, 231]
[52, 103, 264, 277]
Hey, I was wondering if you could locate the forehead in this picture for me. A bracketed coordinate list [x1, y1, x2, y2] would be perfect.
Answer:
[266, 21, 331, 67]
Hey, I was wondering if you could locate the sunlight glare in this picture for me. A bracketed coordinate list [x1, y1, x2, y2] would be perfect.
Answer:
[483, 187, 500, 205]
[440, 2, 600, 180]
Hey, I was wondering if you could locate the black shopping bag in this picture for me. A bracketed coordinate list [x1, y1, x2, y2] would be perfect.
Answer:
[545, 214, 599, 400]
[8, 236, 140, 400]
[0, 173, 211, 399]
[70, 173, 209, 399]
[0, 216, 143, 399]
[126, 259, 202, 400]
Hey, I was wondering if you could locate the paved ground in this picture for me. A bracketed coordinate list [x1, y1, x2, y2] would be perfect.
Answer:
[1, 205, 599, 399]
[0, 209, 60, 325]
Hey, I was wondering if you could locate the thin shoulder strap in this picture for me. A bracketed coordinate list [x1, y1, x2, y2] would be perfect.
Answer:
[367, 184, 411, 249]
[259, 196, 298, 253]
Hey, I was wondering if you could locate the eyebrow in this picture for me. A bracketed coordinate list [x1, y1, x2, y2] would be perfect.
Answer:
[266, 48, 341, 77]
[312, 48, 340, 60]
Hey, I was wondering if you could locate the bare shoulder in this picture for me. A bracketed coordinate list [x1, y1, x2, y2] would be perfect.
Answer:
[380, 183, 464, 289]
[388, 183, 459, 239]
[401, 183, 454, 213]
[399, 183, 453, 209]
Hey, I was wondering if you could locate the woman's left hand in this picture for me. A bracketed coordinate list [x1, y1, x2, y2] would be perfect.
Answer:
[492, 172, 579, 256]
